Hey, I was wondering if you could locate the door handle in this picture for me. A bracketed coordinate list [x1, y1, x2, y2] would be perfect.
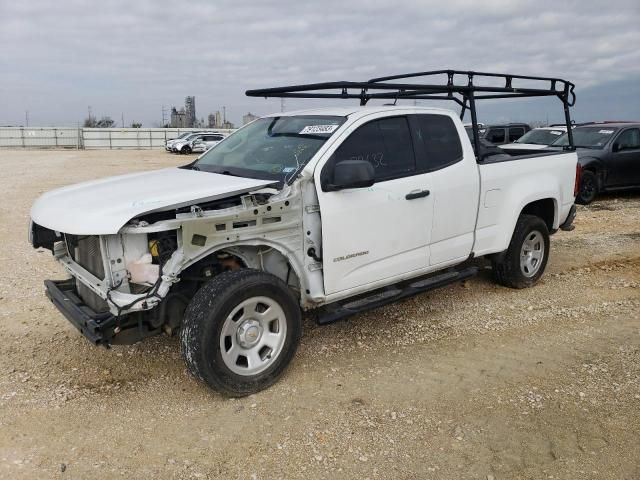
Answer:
[405, 189, 430, 200]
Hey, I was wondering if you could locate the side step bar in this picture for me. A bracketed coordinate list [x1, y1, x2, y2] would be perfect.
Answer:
[316, 266, 478, 325]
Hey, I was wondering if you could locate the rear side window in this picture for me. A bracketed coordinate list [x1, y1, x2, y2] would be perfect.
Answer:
[411, 114, 463, 170]
[329, 116, 415, 181]
[508, 127, 525, 142]
[487, 128, 506, 144]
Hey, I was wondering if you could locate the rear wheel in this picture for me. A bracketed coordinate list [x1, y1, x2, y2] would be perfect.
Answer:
[180, 269, 302, 397]
[576, 170, 598, 205]
[492, 214, 550, 289]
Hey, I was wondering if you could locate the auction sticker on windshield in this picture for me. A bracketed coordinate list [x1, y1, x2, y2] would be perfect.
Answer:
[300, 125, 339, 134]
[599, 130, 614, 134]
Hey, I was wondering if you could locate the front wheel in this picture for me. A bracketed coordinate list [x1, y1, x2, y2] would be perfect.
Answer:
[492, 214, 550, 289]
[180, 269, 302, 396]
[181, 145, 192, 154]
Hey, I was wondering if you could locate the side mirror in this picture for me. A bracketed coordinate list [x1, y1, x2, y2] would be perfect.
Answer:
[325, 160, 375, 191]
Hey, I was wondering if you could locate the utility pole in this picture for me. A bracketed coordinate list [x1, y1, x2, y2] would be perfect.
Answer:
[223, 106, 226, 125]
[25, 110, 29, 127]
[281, 98, 285, 112]
[121, 112, 125, 128]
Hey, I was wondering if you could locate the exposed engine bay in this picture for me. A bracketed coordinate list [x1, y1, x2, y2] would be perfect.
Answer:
[31, 178, 322, 345]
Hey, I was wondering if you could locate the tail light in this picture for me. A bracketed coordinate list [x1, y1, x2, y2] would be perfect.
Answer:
[574, 163, 581, 197]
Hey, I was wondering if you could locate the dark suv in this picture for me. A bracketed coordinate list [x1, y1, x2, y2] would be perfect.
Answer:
[551, 122, 640, 204]
[465, 123, 531, 145]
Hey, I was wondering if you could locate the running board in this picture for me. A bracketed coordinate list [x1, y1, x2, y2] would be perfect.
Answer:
[316, 266, 478, 325]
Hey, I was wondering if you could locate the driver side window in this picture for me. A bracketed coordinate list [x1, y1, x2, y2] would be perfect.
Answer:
[615, 129, 640, 150]
[325, 116, 416, 183]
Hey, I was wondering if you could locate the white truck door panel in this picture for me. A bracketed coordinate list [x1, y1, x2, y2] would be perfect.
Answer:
[315, 115, 432, 295]
[427, 160, 479, 265]
[319, 175, 433, 294]
[407, 113, 478, 265]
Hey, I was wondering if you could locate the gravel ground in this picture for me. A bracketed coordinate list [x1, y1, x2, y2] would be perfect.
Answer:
[0, 149, 639, 480]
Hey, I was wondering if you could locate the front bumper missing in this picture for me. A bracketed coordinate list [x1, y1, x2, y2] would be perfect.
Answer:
[45, 279, 116, 345]
[54, 247, 161, 315]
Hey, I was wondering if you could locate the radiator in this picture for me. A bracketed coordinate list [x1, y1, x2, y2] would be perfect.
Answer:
[67, 235, 110, 313]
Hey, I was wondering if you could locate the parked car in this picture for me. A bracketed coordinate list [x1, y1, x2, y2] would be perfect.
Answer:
[29, 70, 578, 396]
[550, 122, 640, 204]
[171, 132, 219, 154]
[500, 126, 567, 152]
[165, 132, 200, 152]
[191, 133, 227, 154]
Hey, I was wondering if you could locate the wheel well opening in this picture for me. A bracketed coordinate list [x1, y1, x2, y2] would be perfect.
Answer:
[521, 198, 555, 231]
[136, 246, 302, 337]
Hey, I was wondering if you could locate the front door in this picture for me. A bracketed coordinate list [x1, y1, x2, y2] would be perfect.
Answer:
[607, 128, 640, 187]
[316, 115, 433, 295]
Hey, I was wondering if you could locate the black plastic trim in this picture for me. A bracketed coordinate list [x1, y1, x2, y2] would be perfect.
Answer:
[316, 266, 477, 325]
[45, 279, 115, 345]
[405, 190, 430, 200]
[560, 204, 577, 231]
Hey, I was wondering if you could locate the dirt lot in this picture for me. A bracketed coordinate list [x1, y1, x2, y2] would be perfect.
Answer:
[0, 149, 639, 479]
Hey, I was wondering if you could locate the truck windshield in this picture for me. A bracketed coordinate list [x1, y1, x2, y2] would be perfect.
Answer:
[194, 116, 346, 182]
[515, 129, 565, 145]
[552, 127, 618, 149]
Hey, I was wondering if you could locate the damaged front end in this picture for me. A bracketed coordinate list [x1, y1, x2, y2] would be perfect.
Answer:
[33, 222, 188, 345]
[30, 178, 311, 346]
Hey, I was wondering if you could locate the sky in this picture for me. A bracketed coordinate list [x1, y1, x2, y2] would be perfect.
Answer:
[1, 0, 639, 128]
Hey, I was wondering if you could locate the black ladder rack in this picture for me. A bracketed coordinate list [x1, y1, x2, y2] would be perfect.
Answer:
[245, 69, 576, 155]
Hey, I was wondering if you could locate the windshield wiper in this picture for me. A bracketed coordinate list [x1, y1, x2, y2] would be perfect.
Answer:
[217, 170, 241, 177]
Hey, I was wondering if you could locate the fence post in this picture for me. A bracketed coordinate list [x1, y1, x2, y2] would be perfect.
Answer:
[109, 130, 112, 149]
[54, 128, 58, 147]
[21, 127, 25, 148]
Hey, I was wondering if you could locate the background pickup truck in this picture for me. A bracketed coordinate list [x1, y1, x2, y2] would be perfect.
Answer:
[30, 70, 579, 396]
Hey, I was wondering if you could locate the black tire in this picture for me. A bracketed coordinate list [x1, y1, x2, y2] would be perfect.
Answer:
[181, 145, 192, 155]
[492, 214, 550, 289]
[576, 170, 598, 205]
[180, 269, 302, 397]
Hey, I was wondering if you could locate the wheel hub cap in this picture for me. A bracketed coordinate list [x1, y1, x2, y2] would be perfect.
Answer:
[236, 319, 263, 348]
[219, 296, 288, 376]
[520, 230, 545, 277]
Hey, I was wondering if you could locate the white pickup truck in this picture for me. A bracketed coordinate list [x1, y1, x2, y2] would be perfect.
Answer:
[30, 71, 579, 396]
